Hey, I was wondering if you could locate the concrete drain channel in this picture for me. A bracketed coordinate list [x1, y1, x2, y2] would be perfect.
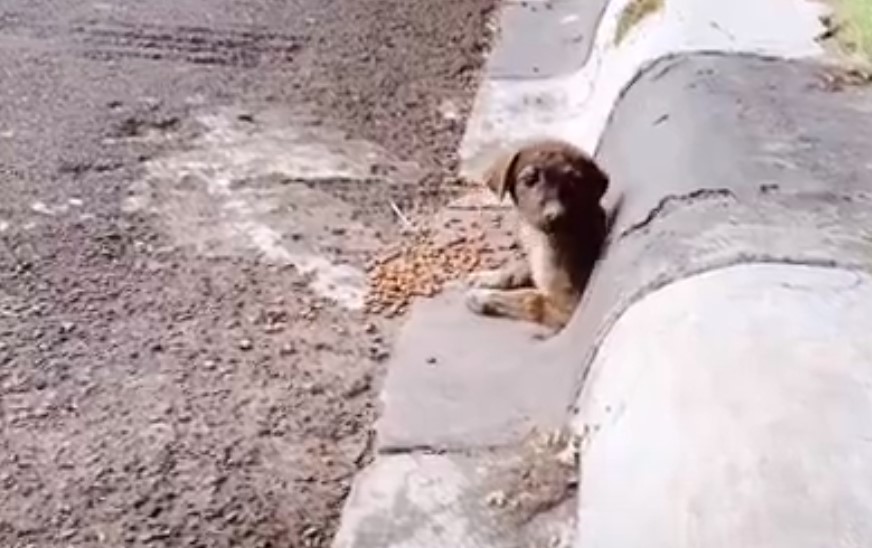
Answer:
[334, 0, 872, 546]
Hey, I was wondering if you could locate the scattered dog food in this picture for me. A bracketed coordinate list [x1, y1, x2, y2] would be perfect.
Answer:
[365, 230, 503, 317]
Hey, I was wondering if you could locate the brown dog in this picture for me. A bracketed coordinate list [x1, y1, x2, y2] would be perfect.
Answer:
[466, 138, 612, 332]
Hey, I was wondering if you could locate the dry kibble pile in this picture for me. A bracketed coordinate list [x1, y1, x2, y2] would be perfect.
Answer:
[365, 230, 501, 317]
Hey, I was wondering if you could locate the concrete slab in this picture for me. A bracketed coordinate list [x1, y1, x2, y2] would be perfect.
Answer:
[376, 287, 577, 451]
[486, 0, 608, 80]
[596, 53, 872, 235]
[573, 264, 872, 547]
[333, 447, 577, 548]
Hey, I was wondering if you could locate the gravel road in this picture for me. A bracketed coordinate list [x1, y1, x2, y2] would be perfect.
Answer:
[0, 0, 494, 545]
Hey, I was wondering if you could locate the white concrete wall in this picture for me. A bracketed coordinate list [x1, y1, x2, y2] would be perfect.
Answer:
[573, 264, 872, 547]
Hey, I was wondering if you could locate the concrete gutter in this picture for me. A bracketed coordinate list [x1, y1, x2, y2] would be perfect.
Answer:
[332, 0, 872, 547]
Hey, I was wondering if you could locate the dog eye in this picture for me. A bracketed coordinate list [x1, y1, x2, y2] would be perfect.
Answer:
[518, 166, 538, 186]
[559, 165, 579, 179]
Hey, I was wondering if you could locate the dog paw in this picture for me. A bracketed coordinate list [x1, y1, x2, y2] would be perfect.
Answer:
[531, 329, 557, 341]
[465, 289, 496, 315]
[467, 269, 509, 289]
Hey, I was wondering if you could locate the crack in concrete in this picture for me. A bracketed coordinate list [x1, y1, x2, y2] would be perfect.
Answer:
[618, 187, 736, 239]
[378, 442, 512, 457]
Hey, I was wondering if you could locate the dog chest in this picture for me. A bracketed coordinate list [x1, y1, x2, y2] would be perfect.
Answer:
[520, 223, 575, 302]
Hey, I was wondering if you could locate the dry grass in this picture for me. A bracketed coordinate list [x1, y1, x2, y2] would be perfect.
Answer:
[614, 0, 664, 45]
[833, 0, 872, 61]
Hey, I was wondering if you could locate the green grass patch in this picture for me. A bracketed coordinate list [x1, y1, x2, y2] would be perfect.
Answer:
[833, 0, 872, 60]
[614, 0, 664, 45]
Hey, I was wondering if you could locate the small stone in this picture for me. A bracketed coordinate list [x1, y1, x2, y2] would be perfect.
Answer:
[279, 343, 297, 356]
[301, 525, 322, 547]
[485, 490, 508, 508]
[343, 375, 372, 398]
[302, 382, 324, 395]
[426, 356, 437, 365]
[238, 338, 253, 351]
[368, 344, 384, 359]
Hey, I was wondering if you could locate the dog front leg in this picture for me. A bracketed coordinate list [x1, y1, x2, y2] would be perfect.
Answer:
[467, 259, 533, 290]
[465, 288, 571, 331]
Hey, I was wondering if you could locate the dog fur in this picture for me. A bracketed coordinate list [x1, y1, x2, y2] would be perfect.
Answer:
[466, 138, 614, 332]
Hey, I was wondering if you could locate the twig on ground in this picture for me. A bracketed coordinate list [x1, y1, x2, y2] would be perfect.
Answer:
[388, 200, 416, 232]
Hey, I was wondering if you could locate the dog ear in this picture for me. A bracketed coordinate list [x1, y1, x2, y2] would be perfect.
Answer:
[566, 147, 609, 203]
[483, 149, 522, 202]
[583, 157, 609, 202]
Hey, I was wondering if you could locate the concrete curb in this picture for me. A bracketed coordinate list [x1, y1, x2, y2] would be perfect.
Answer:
[459, 0, 825, 182]
[566, 51, 872, 400]
[573, 263, 872, 547]
[332, 449, 577, 548]
[566, 51, 872, 546]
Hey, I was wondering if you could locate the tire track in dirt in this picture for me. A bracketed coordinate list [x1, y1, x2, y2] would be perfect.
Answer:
[0, 14, 305, 67]
[74, 21, 304, 66]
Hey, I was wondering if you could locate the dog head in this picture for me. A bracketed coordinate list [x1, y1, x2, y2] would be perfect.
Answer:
[483, 139, 609, 233]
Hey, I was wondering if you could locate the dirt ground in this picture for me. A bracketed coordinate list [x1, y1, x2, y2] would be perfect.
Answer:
[0, 0, 495, 546]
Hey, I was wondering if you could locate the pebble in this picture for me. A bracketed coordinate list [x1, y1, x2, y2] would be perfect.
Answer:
[342, 375, 372, 398]
[238, 338, 253, 351]
[301, 382, 324, 395]
[368, 345, 390, 362]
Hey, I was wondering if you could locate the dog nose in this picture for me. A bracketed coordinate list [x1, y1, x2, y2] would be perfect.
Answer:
[543, 204, 564, 224]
